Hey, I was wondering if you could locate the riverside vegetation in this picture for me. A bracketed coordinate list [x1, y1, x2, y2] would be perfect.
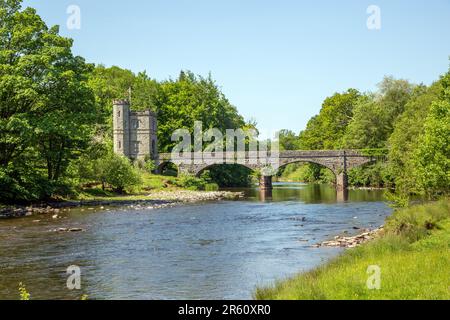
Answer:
[255, 200, 450, 300]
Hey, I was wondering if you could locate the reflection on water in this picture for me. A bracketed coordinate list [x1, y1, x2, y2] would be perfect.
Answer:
[0, 183, 391, 300]
[242, 183, 382, 204]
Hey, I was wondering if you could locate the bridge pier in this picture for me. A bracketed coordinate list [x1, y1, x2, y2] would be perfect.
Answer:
[336, 172, 348, 191]
[259, 175, 273, 191]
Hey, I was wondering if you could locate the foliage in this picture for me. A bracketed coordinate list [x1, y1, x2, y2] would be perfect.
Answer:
[298, 89, 361, 150]
[99, 153, 142, 193]
[203, 165, 253, 187]
[76, 149, 142, 193]
[347, 162, 393, 188]
[144, 159, 156, 173]
[383, 191, 410, 209]
[279, 163, 335, 184]
[205, 183, 220, 192]
[18, 282, 30, 300]
[0, 0, 96, 201]
[155, 71, 247, 153]
[175, 174, 207, 191]
[278, 130, 300, 151]
[387, 83, 442, 195]
[413, 75, 450, 199]
[359, 149, 388, 157]
[385, 200, 450, 242]
[88, 65, 159, 134]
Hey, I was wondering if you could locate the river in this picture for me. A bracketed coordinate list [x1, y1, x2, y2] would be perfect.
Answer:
[0, 183, 391, 300]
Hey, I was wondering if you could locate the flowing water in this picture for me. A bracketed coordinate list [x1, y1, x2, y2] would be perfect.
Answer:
[0, 183, 391, 300]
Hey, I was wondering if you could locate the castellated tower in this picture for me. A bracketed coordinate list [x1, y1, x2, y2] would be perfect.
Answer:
[113, 99, 158, 160]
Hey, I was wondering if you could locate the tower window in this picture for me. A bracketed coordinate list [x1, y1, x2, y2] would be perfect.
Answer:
[118, 111, 121, 118]
[118, 141, 122, 149]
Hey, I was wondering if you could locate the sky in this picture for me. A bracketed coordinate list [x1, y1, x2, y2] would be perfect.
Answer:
[23, 0, 450, 137]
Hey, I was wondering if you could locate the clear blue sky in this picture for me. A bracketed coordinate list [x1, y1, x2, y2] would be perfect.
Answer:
[24, 0, 450, 136]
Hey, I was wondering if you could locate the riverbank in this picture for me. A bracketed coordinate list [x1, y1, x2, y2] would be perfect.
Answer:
[255, 200, 450, 300]
[0, 190, 243, 219]
[314, 227, 384, 249]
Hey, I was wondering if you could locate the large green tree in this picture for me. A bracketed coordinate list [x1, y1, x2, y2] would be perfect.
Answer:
[414, 73, 450, 198]
[0, 0, 96, 200]
[155, 71, 247, 152]
[342, 77, 414, 149]
[298, 89, 361, 150]
[388, 82, 442, 194]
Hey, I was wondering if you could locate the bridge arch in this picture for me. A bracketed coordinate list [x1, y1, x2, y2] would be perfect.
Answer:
[157, 160, 179, 176]
[276, 159, 337, 183]
[194, 163, 256, 178]
[278, 158, 337, 176]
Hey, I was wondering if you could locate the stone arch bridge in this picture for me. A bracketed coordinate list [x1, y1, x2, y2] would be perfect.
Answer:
[157, 150, 376, 191]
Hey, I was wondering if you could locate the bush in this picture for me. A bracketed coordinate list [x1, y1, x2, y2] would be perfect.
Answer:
[348, 162, 393, 188]
[385, 200, 450, 241]
[203, 165, 253, 187]
[205, 183, 220, 191]
[176, 174, 206, 191]
[99, 154, 142, 193]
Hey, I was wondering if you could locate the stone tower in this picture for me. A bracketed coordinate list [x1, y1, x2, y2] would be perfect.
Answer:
[113, 99, 158, 160]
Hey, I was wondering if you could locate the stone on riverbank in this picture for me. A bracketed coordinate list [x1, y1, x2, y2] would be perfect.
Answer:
[0, 190, 244, 219]
[51, 227, 84, 233]
[315, 227, 384, 249]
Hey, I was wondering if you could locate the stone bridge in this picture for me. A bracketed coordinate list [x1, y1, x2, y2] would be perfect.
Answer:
[157, 150, 375, 191]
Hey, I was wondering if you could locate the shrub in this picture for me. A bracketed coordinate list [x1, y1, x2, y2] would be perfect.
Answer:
[205, 183, 220, 191]
[19, 283, 30, 301]
[101, 154, 142, 193]
[385, 200, 450, 241]
[176, 174, 206, 191]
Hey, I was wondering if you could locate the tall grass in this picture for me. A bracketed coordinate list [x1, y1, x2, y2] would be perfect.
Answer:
[255, 200, 450, 300]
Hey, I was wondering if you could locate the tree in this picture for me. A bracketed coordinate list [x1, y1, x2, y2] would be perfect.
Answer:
[388, 82, 442, 194]
[278, 129, 300, 151]
[298, 89, 361, 150]
[88, 65, 159, 130]
[342, 78, 414, 149]
[342, 95, 389, 149]
[0, 0, 96, 200]
[101, 154, 142, 193]
[155, 71, 246, 152]
[414, 73, 450, 198]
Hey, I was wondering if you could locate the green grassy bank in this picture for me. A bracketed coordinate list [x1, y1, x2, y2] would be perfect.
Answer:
[255, 200, 450, 300]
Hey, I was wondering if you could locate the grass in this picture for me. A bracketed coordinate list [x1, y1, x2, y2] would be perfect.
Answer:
[76, 172, 182, 201]
[255, 200, 450, 300]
